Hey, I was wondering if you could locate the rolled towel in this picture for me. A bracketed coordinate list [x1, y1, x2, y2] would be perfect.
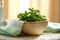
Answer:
[0, 19, 25, 36]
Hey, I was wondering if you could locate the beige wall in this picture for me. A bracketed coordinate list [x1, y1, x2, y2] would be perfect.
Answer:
[4, 0, 8, 19]
[8, 0, 19, 19]
[49, 0, 59, 23]
[2, 0, 60, 21]
[2, 0, 19, 19]
[40, 0, 50, 20]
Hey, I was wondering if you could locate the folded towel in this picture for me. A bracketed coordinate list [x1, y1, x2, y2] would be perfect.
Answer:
[45, 22, 60, 33]
[0, 19, 25, 36]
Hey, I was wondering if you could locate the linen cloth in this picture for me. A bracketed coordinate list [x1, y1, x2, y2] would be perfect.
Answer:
[45, 22, 60, 33]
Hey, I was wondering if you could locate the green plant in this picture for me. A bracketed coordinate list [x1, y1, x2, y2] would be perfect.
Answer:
[17, 8, 46, 22]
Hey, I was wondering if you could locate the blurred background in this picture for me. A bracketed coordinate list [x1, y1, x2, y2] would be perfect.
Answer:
[0, 0, 60, 23]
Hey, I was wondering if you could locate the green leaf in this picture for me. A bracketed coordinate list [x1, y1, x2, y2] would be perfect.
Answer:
[17, 8, 46, 22]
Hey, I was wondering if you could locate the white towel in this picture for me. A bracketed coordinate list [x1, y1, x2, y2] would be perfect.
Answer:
[0, 19, 25, 36]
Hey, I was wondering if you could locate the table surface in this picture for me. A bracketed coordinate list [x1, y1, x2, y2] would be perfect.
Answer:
[0, 33, 60, 40]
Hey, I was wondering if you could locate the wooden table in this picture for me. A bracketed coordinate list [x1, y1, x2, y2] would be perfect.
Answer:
[0, 33, 60, 40]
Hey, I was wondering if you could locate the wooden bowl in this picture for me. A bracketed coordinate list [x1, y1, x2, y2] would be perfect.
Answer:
[22, 21, 48, 35]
